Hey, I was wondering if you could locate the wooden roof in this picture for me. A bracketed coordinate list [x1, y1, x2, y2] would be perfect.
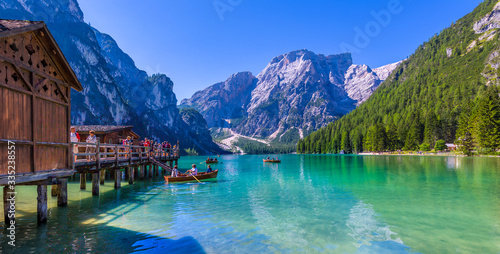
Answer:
[72, 125, 139, 138]
[0, 19, 83, 91]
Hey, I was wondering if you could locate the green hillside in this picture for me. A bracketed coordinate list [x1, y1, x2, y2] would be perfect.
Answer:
[298, 0, 500, 155]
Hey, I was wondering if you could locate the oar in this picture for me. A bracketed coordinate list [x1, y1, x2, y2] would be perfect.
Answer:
[164, 175, 169, 183]
[189, 173, 202, 183]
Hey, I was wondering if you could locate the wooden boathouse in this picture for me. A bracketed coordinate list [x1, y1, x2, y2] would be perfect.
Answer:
[0, 20, 180, 224]
[0, 19, 83, 223]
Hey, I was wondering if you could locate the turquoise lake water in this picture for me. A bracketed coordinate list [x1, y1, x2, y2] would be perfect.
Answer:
[1, 155, 499, 253]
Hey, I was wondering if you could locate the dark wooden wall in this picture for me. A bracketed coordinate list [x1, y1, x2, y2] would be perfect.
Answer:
[78, 129, 138, 145]
[0, 29, 72, 175]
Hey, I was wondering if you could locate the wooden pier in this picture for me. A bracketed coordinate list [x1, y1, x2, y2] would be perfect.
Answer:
[0, 19, 180, 225]
[72, 141, 179, 196]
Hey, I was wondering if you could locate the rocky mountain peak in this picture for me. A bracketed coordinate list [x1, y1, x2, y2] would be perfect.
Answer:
[473, 1, 500, 34]
[1, 0, 224, 155]
[182, 49, 401, 149]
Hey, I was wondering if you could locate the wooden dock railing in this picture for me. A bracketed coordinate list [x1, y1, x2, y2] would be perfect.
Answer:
[71, 141, 180, 171]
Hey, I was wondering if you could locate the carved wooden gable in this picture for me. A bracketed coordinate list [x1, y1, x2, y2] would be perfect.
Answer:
[0, 31, 70, 103]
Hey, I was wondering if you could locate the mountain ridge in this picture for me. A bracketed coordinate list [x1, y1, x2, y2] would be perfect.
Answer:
[298, 0, 500, 155]
[181, 49, 400, 152]
[0, 0, 224, 155]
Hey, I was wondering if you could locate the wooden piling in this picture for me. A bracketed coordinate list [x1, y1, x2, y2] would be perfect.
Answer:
[3, 186, 14, 224]
[51, 184, 59, 196]
[128, 167, 134, 185]
[100, 170, 106, 185]
[57, 178, 68, 207]
[37, 185, 48, 223]
[80, 173, 86, 190]
[114, 169, 121, 189]
[92, 172, 99, 196]
[140, 165, 145, 180]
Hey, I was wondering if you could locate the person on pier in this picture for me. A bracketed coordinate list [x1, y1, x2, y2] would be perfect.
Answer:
[186, 164, 198, 176]
[123, 136, 132, 158]
[86, 130, 97, 161]
[70, 127, 80, 162]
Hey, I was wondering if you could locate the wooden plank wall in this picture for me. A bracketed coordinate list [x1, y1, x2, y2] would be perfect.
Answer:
[0, 86, 33, 175]
[0, 30, 72, 175]
[35, 99, 68, 171]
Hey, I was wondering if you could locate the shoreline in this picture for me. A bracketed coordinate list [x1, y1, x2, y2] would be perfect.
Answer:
[357, 152, 500, 158]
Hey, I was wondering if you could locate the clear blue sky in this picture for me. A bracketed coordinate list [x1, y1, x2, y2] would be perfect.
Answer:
[79, 0, 484, 101]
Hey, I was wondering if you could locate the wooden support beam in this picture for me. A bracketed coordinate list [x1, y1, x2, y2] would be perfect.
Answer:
[175, 160, 178, 166]
[57, 178, 68, 207]
[114, 169, 121, 189]
[92, 172, 99, 196]
[0, 170, 74, 186]
[100, 170, 105, 185]
[51, 184, 59, 196]
[80, 173, 86, 190]
[3, 186, 14, 224]
[37, 185, 48, 224]
[128, 167, 134, 185]
[139, 165, 144, 180]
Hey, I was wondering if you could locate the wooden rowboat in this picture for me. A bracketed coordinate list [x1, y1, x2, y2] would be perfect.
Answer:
[205, 159, 219, 164]
[164, 170, 218, 183]
[263, 159, 281, 163]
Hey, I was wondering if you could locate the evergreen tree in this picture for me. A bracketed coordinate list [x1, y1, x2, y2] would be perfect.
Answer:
[420, 143, 431, 151]
[435, 139, 447, 151]
[424, 112, 440, 147]
[374, 123, 388, 152]
[456, 101, 475, 156]
[341, 131, 352, 153]
[353, 131, 364, 153]
[386, 122, 399, 151]
[474, 87, 500, 150]
[404, 115, 423, 150]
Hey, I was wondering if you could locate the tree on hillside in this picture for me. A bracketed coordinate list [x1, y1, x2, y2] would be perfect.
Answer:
[456, 101, 475, 156]
[474, 87, 500, 150]
[435, 139, 447, 151]
[386, 122, 399, 151]
[341, 131, 352, 154]
[353, 131, 364, 154]
[424, 112, 440, 147]
[404, 114, 423, 151]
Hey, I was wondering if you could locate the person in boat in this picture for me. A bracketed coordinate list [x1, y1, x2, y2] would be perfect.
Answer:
[171, 165, 179, 177]
[186, 164, 198, 176]
[207, 157, 211, 161]
[206, 165, 213, 173]
[267, 157, 270, 160]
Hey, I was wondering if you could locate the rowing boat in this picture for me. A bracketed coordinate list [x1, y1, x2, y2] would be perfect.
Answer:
[263, 159, 281, 163]
[205, 159, 219, 164]
[164, 170, 218, 183]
